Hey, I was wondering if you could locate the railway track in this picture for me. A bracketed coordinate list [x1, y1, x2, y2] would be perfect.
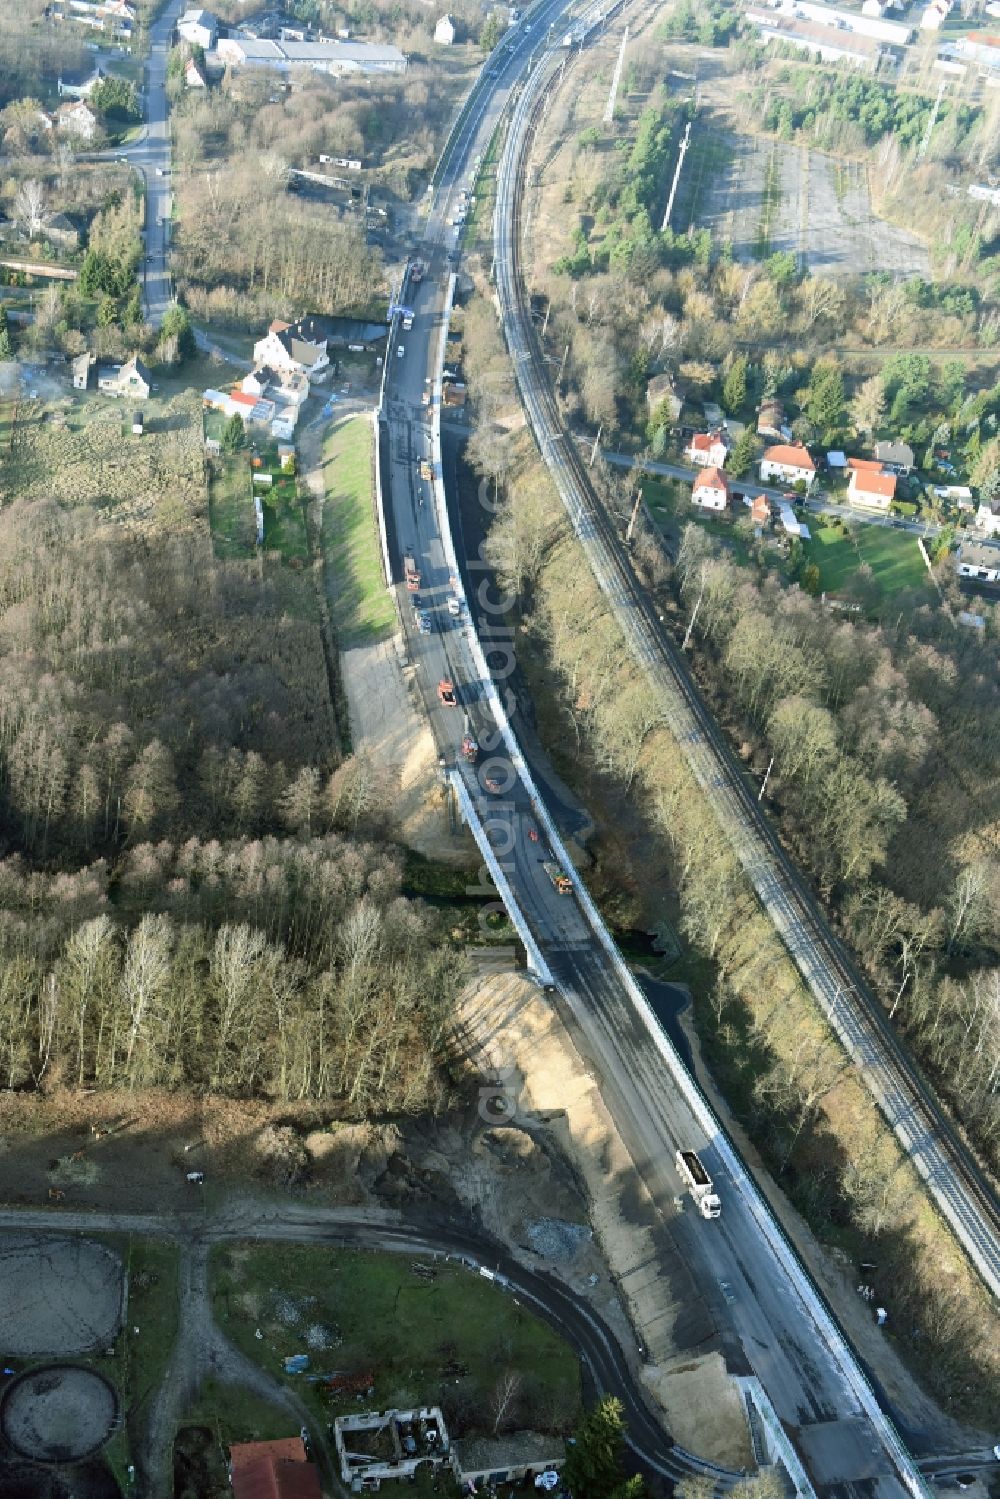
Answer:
[494, 43, 1000, 1299]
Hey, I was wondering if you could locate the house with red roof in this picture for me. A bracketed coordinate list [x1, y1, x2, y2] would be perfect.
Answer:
[759, 443, 815, 490]
[230, 1437, 323, 1499]
[847, 459, 896, 511]
[685, 429, 731, 468]
[750, 493, 771, 529]
[691, 466, 729, 512]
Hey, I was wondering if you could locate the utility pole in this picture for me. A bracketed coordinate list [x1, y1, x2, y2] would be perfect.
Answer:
[541, 301, 551, 337]
[604, 26, 628, 125]
[661, 118, 692, 232]
[557, 342, 570, 388]
[625, 486, 643, 545]
[682, 566, 706, 649]
[589, 425, 602, 467]
[758, 755, 774, 802]
[918, 78, 947, 160]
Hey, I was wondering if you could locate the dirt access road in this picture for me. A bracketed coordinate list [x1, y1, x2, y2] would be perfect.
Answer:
[0, 1200, 696, 1497]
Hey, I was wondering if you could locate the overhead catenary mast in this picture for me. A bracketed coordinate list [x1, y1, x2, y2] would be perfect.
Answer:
[603, 25, 628, 124]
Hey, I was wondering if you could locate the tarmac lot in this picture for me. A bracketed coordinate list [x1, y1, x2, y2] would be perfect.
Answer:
[0, 1236, 125, 1355]
[685, 126, 929, 278]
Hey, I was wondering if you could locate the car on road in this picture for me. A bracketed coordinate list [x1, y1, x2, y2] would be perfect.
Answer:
[438, 678, 457, 706]
[410, 593, 423, 612]
[397, 345, 405, 359]
[417, 611, 432, 635]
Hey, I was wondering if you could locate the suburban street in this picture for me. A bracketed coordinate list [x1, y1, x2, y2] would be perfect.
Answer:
[595, 447, 964, 541]
[375, 13, 949, 1499]
[90, 0, 184, 325]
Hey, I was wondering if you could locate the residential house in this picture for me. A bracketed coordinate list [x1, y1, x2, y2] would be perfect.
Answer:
[920, 0, 950, 26]
[450, 1433, 565, 1490]
[975, 502, 1000, 537]
[434, 13, 456, 42]
[55, 101, 99, 142]
[954, 32, 1000, 70]
[177, 6, 218, 48]
[750, 492, 771, 529]
[217, 36, 407, 75]
[99, 355, 150, 400]
[686, 429, 731, 468]
[956, 541, 1000, 583]
[42, 213, 79, 252]
[230, 1436, 322, 1499]
[848, 462, 896, 511]
[185, 57, 208, 88]
[72, 351, 95, 390]
[57, 65, 105, 99]
[759, 443, 815, 489]
[117, 355, 151, 400]
[252, 317, 330, 380]
[691, 466, 729, 512]
[873, 439, 915, 473]
[646, 372, 685, 423]
[756, 400, 785, 439]
[241, 366, 309, 407]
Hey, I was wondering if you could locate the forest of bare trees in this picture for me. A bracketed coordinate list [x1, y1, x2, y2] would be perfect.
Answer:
[0, 502, 462, 1110]
[669, 525, 1000, 1163]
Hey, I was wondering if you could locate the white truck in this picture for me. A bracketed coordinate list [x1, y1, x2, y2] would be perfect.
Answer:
[675, 1149, 721, 1219]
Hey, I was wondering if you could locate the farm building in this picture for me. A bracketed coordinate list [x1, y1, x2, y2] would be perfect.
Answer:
[450, 1434, 565, 1490]
[229, 1437, 321, 1499]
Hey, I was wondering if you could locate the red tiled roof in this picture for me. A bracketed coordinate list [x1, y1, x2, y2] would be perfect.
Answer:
[693, 465, 728, 491]
[762, 443, 815, 471]
[268, 319, 292, 334]
[847, 457, 884, 473]
[230, 1440, 322, 1499]
[231, 1440, 308, 1474]
[229, 391, 258, 408]
[851, 470, 896, 499]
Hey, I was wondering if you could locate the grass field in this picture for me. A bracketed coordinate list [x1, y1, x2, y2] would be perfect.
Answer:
[321, 415, 395, 645]
[804, 522, 929, 600]
[211, 1244, 580, 1433]
[208, 455, 257, 559]
[1, 386, 206, 524]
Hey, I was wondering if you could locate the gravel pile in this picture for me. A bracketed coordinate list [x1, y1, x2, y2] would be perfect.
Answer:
[526, 1218, 592, 1261]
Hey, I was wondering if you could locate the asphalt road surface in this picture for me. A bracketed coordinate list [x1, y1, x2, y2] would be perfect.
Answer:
[90, 0, 184, 326]
[378, 15, 936, 1499]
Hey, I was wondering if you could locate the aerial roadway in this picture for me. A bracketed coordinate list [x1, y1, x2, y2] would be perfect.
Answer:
[379, 8, 932, 1499]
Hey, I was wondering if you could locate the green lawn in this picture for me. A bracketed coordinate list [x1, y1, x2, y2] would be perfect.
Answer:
[321, 415, 395, 645]
[208, 455, 256, 559]
[804, 523, 929, 600]
[211, 1244, 580, 1433]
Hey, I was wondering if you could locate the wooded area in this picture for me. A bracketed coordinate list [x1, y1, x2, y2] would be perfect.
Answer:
[0, 502, 460, 1109]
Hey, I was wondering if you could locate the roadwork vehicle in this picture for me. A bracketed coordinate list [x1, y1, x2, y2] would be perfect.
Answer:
[543, 861, 572, 895]
[675, 1149, 722, 1219]
[404, 553, 421, 590]
[438, 678, 457, 706]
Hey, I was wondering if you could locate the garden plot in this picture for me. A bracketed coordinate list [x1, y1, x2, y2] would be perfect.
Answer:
[684, 126, 928, 278]
[1, 388, 207, 531]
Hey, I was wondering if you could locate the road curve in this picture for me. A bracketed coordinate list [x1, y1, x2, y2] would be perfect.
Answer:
[491, 29, 1000, 1304]
[0, 1200, 733, 1485]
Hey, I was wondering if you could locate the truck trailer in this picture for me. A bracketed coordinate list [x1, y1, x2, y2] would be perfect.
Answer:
[675, 1149, 721, 1219]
